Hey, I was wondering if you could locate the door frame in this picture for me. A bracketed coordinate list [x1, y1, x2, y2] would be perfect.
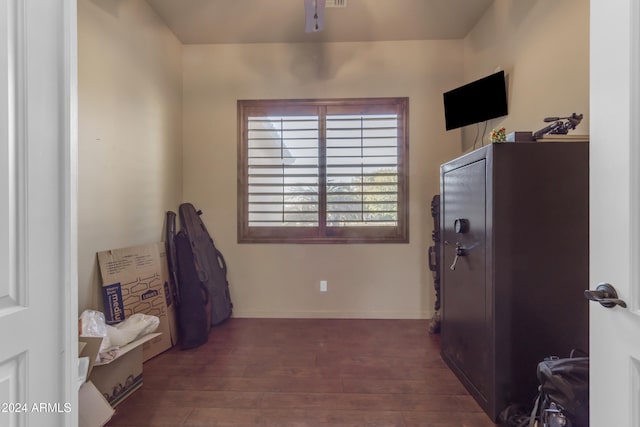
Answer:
[61, 0, 79, 423]
[63, 0, 79, 426]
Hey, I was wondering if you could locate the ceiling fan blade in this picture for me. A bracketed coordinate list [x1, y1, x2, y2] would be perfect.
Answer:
[304, 0, 326, 32]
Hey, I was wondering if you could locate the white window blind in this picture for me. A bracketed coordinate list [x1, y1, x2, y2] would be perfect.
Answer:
[247, 115, 319, 226]
[326, 114, 399, 227]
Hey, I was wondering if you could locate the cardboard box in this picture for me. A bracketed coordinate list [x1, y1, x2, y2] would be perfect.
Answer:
[78, 338, 114, 427]
[79, 336, 103, 379]
[506, 131, 534, 143]
[98, 243, 179, 361]
[86, 333, 160, 407]
[79, 381, 114, 427]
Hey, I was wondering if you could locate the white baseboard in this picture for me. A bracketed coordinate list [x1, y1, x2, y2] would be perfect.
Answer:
[231, 310, 432, 319]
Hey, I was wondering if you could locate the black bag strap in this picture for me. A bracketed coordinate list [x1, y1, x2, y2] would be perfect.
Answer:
[570, 348, 588, 358]
[529, 388, 542, 427]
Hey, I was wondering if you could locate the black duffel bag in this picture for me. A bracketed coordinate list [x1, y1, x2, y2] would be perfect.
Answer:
[529, 354, 589, 427]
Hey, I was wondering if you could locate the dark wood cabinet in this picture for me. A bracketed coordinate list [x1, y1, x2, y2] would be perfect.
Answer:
[439, 143, 589, 421]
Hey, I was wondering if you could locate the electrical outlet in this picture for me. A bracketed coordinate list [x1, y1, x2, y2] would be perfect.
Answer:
[320, 280, 328, 292]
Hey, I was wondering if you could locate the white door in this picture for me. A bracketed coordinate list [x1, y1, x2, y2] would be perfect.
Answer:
[590, 0, 640, 425]
[0, 1, 77, 427]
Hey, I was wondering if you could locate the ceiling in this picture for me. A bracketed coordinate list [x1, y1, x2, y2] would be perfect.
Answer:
[145, 0, 495, 45]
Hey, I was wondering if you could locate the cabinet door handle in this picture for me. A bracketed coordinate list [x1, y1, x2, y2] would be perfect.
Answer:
[428, 246, 437, 272]
[449, 242, 466, 270]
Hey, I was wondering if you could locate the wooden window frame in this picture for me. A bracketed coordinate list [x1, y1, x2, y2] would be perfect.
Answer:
[237, 97, 409, 244]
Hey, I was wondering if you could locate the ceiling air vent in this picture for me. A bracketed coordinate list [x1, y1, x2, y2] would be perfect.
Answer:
[326, 0, 347, 8]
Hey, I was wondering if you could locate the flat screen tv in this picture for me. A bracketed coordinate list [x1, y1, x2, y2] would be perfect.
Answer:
[443, 71, 508, 130]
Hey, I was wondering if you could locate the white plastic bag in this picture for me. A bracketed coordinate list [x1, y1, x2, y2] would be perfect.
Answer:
[106, 313, 160, 347]
[79, 309, 112, 352]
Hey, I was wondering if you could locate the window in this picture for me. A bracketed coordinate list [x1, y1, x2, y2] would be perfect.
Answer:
[237, 97, 409, 243]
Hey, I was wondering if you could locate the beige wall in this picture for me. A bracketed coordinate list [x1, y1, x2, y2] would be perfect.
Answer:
[77, 0, 183, 313]
[182, 41, 464, 318]
[76, 0, 590, 319]
[461, 0, 590, 150]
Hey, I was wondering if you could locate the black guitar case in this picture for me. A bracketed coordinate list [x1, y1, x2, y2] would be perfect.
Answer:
[174, 228, 210, 349]
[165, 211, 180, 307]
[179, 202, 233, 326]
[167, 210, 210, 349]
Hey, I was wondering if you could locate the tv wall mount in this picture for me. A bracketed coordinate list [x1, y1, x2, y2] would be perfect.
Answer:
[533, 113, 583, 138]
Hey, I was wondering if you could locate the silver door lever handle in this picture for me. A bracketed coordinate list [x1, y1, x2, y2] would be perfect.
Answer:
[584, 283, 627, 308]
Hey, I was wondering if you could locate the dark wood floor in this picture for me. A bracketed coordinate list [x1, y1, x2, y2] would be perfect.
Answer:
[105, 318, 497, 427]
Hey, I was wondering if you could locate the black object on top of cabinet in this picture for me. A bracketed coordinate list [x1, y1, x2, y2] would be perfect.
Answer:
[439, 143, 589, 422]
